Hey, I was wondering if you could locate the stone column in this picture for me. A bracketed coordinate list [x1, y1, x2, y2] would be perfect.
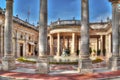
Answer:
[2, 0, 15, 71]
[36, 0, 49, 74]
[78, 0, 93, 73]
[24, 34, 27, 57]
[100, 35, 103, 56]
[108, 34, 112, 57]
[23, 42, 26, 57]
[33, 45, 35, 56]
[15, 31, 18, 57]
[50, 34, 54, 56]
[71, 33, 76, 56]
[109, 0, 120, 71]
[66, 37, 69, 49]
[0, 26, 2, 57]
[63, 36, 65, 49]
[57, 33, 60, 56]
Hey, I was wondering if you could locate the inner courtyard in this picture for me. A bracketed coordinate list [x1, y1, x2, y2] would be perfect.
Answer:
[0, 0, 120, 79]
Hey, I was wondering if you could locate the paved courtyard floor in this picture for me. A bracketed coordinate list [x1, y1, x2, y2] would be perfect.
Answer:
[1, 59, 120, 80]
[1, 70, 120, 80]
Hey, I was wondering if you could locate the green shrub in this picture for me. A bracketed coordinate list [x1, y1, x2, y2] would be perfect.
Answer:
[49, 62, 78, 65]
[93, 49, 96, 53]
[92, 58, 103, 64]
[97, 49, 101, 56]
[17, 57, 36, 63]
[89, 47, 92, 54]
[17, 57, 103, 64]
[64, 49, 70, 55]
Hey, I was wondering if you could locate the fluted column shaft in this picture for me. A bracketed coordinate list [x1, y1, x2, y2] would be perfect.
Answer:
[109, 0, 120, 71]
[80, 0, 89, 58]
[100, 35, 103, 56]
[39, 0, 48, 56]
[57, 33, 60, 56]
[112, 3, 119, 57]
[4, 0, 13, 56]
[2, 0, 15, 71]
[50, 34, 54, 55]
[36, 0, 49, 74]
[78, 0, 93, 73]
[71, 33, 76, 56]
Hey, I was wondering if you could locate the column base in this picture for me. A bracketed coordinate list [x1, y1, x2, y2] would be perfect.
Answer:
[71, 52, 77, 57]
[109, 56, 120, 71]
[36, 56, 49, 74]
[78, 59, 93, 74]
[56, 52, 60, 57]
[2, 55, 16, 71]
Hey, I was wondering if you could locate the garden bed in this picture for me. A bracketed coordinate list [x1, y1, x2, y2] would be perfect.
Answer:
[17, 57, 103, 65]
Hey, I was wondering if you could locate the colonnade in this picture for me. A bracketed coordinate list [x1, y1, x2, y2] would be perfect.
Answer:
[50, 33, 78, 56]
[2, 0, 120, 74]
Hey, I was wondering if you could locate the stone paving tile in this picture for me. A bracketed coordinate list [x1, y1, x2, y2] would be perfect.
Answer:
[1, 70, 120, 80]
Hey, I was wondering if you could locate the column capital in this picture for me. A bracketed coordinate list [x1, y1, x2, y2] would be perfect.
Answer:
[109, 0, 120, 4]
[6, 0, 14, 2]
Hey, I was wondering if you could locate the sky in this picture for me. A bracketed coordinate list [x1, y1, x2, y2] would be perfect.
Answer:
[0, 0, 112, 25]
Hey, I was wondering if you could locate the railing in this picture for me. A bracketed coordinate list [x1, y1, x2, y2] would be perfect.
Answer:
[50, 20, 81, 27]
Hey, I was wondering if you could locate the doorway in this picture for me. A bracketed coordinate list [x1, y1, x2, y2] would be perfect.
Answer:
[20, 44, 23, 57]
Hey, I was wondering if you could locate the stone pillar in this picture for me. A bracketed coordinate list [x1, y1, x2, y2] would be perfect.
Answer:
[100, 35, 103, 56]
[23, 43, 26, 57]
[71, 33, 76, 56]
[24, 35, 27, 57]
[63, 36, 65, 49]
[15, 31, 18, 57]
[50, 34, 54, 56]
[66, 37, 69, 49]
[33, 45, 35, 56]
[109, 0, 120, 71]
[79, 38, 81, 52]
[36, 0, 49, 74]
[108, 34, 112, 58]
[78, 0, 93, 73]
[97, 37, 99, 53]
[2, 0, 15, 71]
[57, 33, 60, 56]
[0, 26, 2, 57]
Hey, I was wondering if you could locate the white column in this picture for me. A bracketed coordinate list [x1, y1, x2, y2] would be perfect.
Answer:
[71, 33, 76, 56]
[57, 33, 60, 56]
[15, 31, 18, 57]
[109, 34, 112, 54]
[63, 36, 65, 49]
[50, 34, 54, 56]
[2, 0, 15, 71]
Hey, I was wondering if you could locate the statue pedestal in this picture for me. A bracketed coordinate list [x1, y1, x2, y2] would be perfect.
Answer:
[78, 59, 93, 74]
[109, 57, 120, 71]
[2, 55, 16, 71]
[36, 56, 49, 74]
